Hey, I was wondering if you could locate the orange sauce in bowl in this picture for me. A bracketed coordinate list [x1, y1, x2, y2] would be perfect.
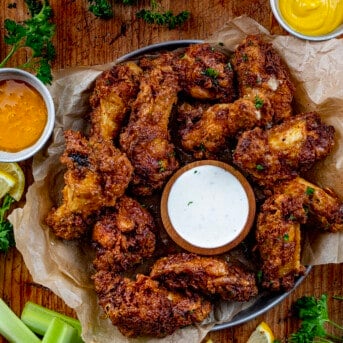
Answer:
[0, 79, 47, 152]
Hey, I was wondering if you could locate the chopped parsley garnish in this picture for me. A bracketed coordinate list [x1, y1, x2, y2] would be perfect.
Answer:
[256, 164, 264, 171]
[306, 186, 315, 196]
[254, 95, 264, 109]
[202, 68, 219, 79]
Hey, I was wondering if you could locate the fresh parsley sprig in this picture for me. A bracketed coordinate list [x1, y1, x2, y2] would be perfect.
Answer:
[289, 294, 343, 343]
[0, 0, 56, 84]
[88, 0, 190, 29]
[0, 194, 15, 253]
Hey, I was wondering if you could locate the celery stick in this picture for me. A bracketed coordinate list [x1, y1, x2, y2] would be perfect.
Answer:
[42, 317, 79, 343]
[21, 301, 82, 337]
[0, 298, 41, 343]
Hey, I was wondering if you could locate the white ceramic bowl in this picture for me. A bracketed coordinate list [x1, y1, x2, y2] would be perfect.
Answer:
[0, 68, 55, 162]
[270, 0, 343, 41]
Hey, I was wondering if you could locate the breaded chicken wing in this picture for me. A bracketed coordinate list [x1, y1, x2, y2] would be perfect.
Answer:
[233, 112, 335, 189]
[150, 253, 258, 302]
[93, 271, 212, 338]
[92, 195, 156, 272]
[256, 176, 343, 291]
[89, 62, 142, 141]
[119, 53, 179, 195]
[231, 34, 295, 123]
[173, 43, 236, 102]
[178, 92, 273, 159]
[46, 131, 133, 240]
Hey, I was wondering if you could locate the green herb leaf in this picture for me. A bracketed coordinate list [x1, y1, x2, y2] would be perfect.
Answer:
[305, 186, 315, 196]
[0, 194, 15, 253]
[289, 294, 343, 343]
[1, 0, 56, 84]
[202, 67, 219, 79]
[88, 0, 113, 19]
[254, 95, 264, 109]
[256, 164, 264, 171]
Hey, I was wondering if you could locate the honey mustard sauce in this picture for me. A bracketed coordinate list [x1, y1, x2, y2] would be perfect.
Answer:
[0, 79, 47, 152]
[279, 0, 343, 36]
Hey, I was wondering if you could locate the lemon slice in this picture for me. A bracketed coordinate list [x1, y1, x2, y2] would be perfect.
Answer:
[0, 162, 25, 201]
[247, 322, 275, 343]
[0, 170, 16, 200]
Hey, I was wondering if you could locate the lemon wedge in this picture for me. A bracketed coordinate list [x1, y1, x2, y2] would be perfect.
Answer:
[247, 322, 275, 343]
[0, 162, 25, 201]
[0, 171, 16, 200]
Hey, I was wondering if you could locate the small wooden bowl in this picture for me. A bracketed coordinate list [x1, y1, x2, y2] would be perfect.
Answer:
[161, 160, 256, 255]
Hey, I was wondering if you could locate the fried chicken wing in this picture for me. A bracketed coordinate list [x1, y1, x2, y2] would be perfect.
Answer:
[178, 93, 273, 159]
[46, 131, 133, 240]
[233, 112, 335, 189]
[173, 43, 236, 102]
[119, 53, 179, 195]
[89, 62, 142, 141]
[150, 253, 258, 302]
[92, 195, 156, 272]
[256, 176, 343, 291]
[93, 271, 212, 338]
[231, 34, 295, 123]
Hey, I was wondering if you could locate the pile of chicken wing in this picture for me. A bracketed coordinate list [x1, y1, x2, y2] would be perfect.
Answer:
[46, 35, 343, 338]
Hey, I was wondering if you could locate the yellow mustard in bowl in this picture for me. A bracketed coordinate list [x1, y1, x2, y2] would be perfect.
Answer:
[279, 0, 343, 36]
[0, 79, 47, 153]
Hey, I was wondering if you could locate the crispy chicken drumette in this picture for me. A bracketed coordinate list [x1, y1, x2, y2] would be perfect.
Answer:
[178, 93, 273, 159]
[89, 62, 142, 141]
[92, 195, 157, 273]
[231, 34, 295, 123]
[93, 271, 212, 338]
[173, 43, 236, 102]
[46, 130, 133, 240]
[150, 253, 258, 302]
[119, 53, 180, 195]
[256, 176, 343, 291]
[233, 112, 335, 189]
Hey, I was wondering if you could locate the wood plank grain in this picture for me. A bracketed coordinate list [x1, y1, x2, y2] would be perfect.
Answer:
[0, 1, 342, 342]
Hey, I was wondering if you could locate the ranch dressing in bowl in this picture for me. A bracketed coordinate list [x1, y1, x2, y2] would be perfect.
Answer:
[161, 160, 256, 255]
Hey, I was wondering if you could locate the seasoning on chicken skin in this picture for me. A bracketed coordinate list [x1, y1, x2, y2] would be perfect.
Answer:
[92, 195, 157, 273]
[178, 92, 273, 159]
[150, 253, 258, 302]
[93, 271, 212, 338]
[173, 43, 236, 102]
[89, 62, 142, 141]
[233, 112, 335, 189]
[256, 176, 343, 291]
[231, 34, 295, 123]
[46, 130, 133, 240]
[119, 53, 179, 196]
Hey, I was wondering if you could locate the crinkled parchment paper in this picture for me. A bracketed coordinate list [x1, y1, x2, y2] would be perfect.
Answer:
[8, 16, 343, 343]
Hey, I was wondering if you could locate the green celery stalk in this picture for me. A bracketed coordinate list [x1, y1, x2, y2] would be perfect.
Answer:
[21, 301, 83, 340]
[42, 317, 79, 343]
[0, 298, 41, 343]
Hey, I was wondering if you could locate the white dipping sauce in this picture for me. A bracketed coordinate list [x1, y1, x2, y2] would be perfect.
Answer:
[167, 165, 249, 249]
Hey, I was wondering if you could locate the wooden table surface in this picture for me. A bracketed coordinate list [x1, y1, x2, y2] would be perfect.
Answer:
[1, 1, 342, 342]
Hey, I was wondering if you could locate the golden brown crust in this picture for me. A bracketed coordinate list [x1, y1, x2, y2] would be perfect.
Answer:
[92, 195, 157, 272]
[173, 43, 236, 102]
[256, 176, 343, 291]
[150, 253, 258, 302]
[46, 130, 133, 240]
[93, 271, 212, 338]
[233, 112, 335, 189]
[119, 53, 180, 195]
[231, 34, 295, 123]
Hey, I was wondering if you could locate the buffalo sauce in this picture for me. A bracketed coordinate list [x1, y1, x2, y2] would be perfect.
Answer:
[0, 79, 47, 152]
